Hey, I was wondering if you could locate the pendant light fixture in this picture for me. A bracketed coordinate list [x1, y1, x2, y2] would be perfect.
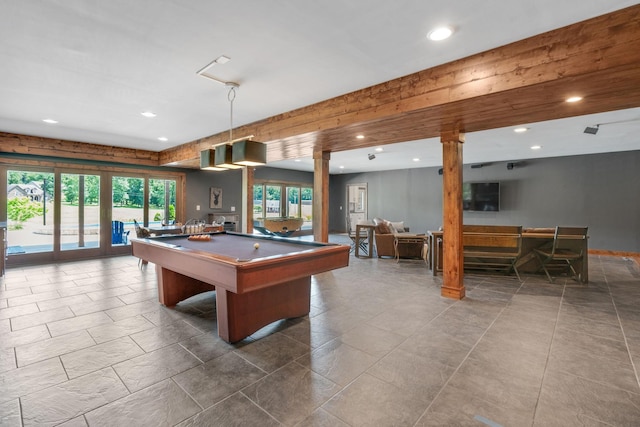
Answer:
[201, 82, 267, 170]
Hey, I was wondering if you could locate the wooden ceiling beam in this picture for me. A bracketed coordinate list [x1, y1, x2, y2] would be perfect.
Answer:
[160, 4, 640, 167]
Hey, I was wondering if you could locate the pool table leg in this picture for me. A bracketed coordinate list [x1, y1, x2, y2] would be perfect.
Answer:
[156, 266, 215, 306]
[216, 276, 311, 343]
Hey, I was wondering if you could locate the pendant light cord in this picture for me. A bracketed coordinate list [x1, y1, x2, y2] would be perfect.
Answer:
[228, 86, 236, 144]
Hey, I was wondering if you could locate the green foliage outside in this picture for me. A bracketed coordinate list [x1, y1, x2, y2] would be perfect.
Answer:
[8, 197, 43, 229]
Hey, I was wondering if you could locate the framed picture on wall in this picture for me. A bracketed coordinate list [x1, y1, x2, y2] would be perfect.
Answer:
[210, 187, 223, 209]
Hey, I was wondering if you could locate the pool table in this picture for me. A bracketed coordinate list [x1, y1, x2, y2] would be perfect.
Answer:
[131, 232, 350, 342]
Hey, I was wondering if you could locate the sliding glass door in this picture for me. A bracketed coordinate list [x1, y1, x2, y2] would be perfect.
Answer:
[60, 173, 100, 252]
[6, 169, 54, 255]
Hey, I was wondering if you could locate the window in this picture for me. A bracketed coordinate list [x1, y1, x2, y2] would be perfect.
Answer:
[254, 182, 313, 231]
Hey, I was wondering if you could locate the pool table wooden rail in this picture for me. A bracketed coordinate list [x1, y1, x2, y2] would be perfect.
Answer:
[132, 233, 349, 342]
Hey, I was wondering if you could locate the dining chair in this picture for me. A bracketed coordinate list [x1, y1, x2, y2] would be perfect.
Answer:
[534, 226, 588, 282]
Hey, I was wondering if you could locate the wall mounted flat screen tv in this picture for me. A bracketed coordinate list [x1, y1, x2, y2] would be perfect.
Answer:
[462, 182, 500, 211]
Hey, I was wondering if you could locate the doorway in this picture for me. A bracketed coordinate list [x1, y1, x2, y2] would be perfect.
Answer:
[346, 183, 367, 231]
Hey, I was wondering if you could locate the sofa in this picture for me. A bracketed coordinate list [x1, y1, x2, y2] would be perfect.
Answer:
[373, 218, 423, 259]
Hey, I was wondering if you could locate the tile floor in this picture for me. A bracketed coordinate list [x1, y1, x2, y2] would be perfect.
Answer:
[1, 246, 640, 426]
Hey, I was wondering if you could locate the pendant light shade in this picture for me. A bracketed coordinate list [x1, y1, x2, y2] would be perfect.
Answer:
[200, 149, 226, 171]
[232, 140, 267, 166]
[214, 144, 243, 169]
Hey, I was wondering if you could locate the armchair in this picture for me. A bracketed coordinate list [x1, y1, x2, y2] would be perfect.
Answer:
[373, 218, 422, 259]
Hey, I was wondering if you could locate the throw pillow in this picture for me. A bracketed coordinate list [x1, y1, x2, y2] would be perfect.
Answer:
[376, 221, 392, 234]
[389, 221, 405, 233]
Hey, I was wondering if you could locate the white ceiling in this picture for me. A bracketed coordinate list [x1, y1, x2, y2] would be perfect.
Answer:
[1, 1, 639, 174]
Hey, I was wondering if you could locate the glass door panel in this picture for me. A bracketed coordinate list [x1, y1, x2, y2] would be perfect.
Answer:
[253, 184, 263, 220]
[265, 185, 281, 218]
[149, 179, 176, 227]
[60, 173, 100, 251]
[111, 176, 144, 246]
[301, 187, 313, 230]
[286, 187, 300, 217]
[6, 170, 54, 254]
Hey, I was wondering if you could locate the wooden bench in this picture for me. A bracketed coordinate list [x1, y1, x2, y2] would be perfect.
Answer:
[462, 225, 523, 280]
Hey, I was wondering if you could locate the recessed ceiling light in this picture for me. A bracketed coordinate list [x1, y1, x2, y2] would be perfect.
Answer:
[531, 145, 542, 150]
[294, 159, 301, 162]
[566, 96, 583, 103]
[413, 158, 420, 162]
[375, 147, 383, 152]
[42, 119, 58, 124]
[339, 165, 344, 169]
[158, 137, 168, 142]
[141, 111, 157, 118]
[514, 127, 528, 133]
[356, 134, 365, 139]
[427, 26, 453, 41]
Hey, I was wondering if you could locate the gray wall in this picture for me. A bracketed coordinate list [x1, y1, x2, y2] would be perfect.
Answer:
[185, 167, 313, 223]
[187, 151, 640, 252]
[331, 151, 640, 252]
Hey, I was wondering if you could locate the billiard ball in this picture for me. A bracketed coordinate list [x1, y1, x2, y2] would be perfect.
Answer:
[254, 243, 260, 249]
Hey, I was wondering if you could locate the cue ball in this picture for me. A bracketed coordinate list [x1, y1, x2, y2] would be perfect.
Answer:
[254, 243, 260, 249]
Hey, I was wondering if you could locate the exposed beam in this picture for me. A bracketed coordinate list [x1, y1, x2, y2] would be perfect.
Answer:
[160, 5, 640, 167]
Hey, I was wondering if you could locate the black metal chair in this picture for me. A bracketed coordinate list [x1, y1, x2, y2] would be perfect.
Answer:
[346, 216, 368, 254]
[534, 226, 588, 282]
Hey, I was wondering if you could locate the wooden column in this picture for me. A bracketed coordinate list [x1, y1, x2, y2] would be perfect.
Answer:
[313, 150, 330, 242]
[440, 131, 465, 299]
[242, 167, 254, 233]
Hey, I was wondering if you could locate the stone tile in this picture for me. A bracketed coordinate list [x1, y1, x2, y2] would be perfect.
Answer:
[117, 289, 158, 304]
[399, 327, 474, 368]
[178, 332, 235, 363]
[243, 362, 341, 426]
[0, 347, 16, 373]
[0, 299, 6, 309]
[176, 393, 280, 427]
[278, 317, 341, 349]
[0, 287, 32, 299]
[297, 408, 350, 427]
[173, 352, 266, 408]
[16, 330, 96, 367]
[552, 326, 631, 364]
[0, 358, 67, 405]
[535, 370, 640, 426]
[60, 336, 144, 378]
[234, 332, 309, 372]
[0, 324, 51, 349]
[547, 340, 639, 393]
[56, 415, 88, 426]
[323, 373, 426, 427]
[85, 285, 135, 301]
[0, 399, 21, 427]
[47, 311, 113, 337]
[84, 379, 200, 427]
[339, 322, 406, 358]
[113, 343, 201, 392]
[448, 356, 542, 418]
[130, 319, 202, 352]
[37, 294, 92, 312]
[11, 306, 75, 331]
[368, 348, 457, 405]
[297, 338, 378, 386]
[69, 296, 125, 316]
[87, 315, 155, 344]
[416, 383, 531, 426]
[7, 290, 60, 307]
[20, 367, 129, 426]
[0, 303, 40, 321]
[58, 284, 104, 298]
[104, 299, 160, 322]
